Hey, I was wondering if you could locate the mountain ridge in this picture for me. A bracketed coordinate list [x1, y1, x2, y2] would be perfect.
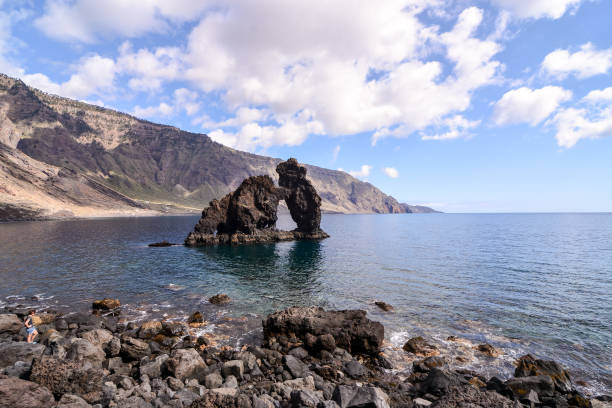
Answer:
[0, 73, 437, 221]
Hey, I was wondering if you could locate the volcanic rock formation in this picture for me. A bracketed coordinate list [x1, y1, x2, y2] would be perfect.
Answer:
[185, 158, 329, 246]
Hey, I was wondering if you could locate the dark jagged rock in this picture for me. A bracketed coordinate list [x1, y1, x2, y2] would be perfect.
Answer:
[148, 241, 177, 247]
[185, 159, 329, 246]
[276, 158, 322, 233]
[514, 354, 573, 394]
[262, 306, 384, 356]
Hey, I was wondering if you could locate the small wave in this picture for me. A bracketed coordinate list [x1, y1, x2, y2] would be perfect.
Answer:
[165, 283, 186, 291]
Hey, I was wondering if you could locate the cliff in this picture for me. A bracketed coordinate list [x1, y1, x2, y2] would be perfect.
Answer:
[0, 74, 437, 220]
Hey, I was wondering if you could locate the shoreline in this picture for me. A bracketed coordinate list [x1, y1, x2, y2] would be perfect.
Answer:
[1, 300, 610, 408]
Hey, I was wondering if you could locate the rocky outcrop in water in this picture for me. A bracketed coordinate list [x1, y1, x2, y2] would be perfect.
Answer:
[185, 159, 329, 246]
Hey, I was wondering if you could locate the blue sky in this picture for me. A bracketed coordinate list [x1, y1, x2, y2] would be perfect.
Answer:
[1, 0, 611, 212]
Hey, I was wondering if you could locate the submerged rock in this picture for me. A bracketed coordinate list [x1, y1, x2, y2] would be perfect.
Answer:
[209, 294, 231, 305]
[403, 336, 439, 357]
[185, 158, 329, 246]
[374, 301, 394, 312]
[92, 298, 120, 311]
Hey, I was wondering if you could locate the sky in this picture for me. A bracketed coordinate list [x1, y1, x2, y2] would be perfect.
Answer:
[0, 0, 611, 213]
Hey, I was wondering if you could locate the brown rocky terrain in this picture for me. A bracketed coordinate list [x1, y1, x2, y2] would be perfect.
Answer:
[0, 73, 436, 221]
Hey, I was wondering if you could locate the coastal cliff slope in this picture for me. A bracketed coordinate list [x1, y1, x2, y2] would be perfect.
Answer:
[0, 74, 437, 220]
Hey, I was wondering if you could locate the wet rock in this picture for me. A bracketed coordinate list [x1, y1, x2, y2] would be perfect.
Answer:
[188, 311, 205, 324]
[138, 321, 162, 339]
[474, 343, 500, 358]
[0, 375, 55, 408]
[167, 348, 207, 381]
[121, 336, 151, 360]
[263, 307, 384, 356]
[148, 241, 175, 247]
[413, 356, 446, 373]
[374, 302, 394, 312]
[505, 375, 555, 399]
[332, 385, 390, 408]
[567, 391, 593, 408]
[209, 294, 231, 305]
[514, 354, 573, 394]
[162, 321, 187, 337]
[0, 341, 45, 367]
[403, 336, 439, 357]
[92, 298, 120, 311]
[486, 377, 514, 400]
[30, 355, 105, 403]
[223, 360, 244, 379]
[0, 313, 23, 333]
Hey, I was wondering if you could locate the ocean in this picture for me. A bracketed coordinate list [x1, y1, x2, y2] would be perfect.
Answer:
[0, 213, 610, 394]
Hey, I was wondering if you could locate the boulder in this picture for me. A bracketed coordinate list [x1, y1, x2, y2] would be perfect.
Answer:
[121, 336, 151, 360]
[514, 354, 573, 394]
[30, 355, 105, 403]
[92, 298, 120, 311]
[140, 354, 169, 379]
[138, 321, 162, 339]
[222, 360, 244, 379]
[474, 343, 500, 358]
[374, 302, 394, 312]
[402, 336, 439, 357]
[430, 385, 516, 408]
[209, 294, 231, 305]
[413, 356, 446, 373]
[343, 360, 368, 379]
[0, 342, 45, 368]
[291, 389, 321, 407]
[67, 338, 106, 367]
[204, 371, 223, 389]
[167, 348, 207, 381]
[263, 307, 384, 356]
[418, 369, 467, 396]
[0, 314, 23, 333]
[332, 385, 390, 408]
[283, 355, 308, 378]
[80, 329, 113, 348]
[505, 375, 555, 399]
[56, 393, 92, 408]
[0, 375, 55, 408]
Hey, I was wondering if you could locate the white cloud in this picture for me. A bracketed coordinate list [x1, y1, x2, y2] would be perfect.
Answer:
[22, 54, 116, 100]
[348, 165, 372, 179]
[550, 106, 612, 148]
[117, 42, 184, 92]
[541, 43, 612, 79]
[422, 115, 480, 140]
[492, 86, 572, 126]
[34, 0, 211, 43]
[133, 102, 174, 118]
[383, 167, 399, 178]
[584, 87, 612, 103]
[332, 145, 341, 162]
[132, 87, 201, 119]
[492, 0, 583, 19]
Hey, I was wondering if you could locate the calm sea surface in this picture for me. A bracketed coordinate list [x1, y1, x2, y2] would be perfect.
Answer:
[0, 213, 610, 394]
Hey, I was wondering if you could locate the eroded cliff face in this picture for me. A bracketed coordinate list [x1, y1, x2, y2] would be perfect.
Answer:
[0, 73, 435, 220]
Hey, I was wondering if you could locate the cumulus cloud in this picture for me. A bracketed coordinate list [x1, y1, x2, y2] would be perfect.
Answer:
[492, 86, 572, 126]
[541, 43, 612, 79]
[132, 88, 201, 119]
[550, 106, 612, 148]
[34, 0, 211, 43]
[584, 87, 612, 103]
[22, 54, 116, 100]
[422, 115, 480, 140]
[383, 167, 399, 178]
[117, 42, 184, 92]
[348, 165, 372, 179]
[491, 0, 583, 19]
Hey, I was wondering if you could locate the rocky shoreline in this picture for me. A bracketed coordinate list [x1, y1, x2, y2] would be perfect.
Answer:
[0, 301, 609, 408]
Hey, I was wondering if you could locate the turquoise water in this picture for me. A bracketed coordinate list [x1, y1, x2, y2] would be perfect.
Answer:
[0, 213, 610, 394]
